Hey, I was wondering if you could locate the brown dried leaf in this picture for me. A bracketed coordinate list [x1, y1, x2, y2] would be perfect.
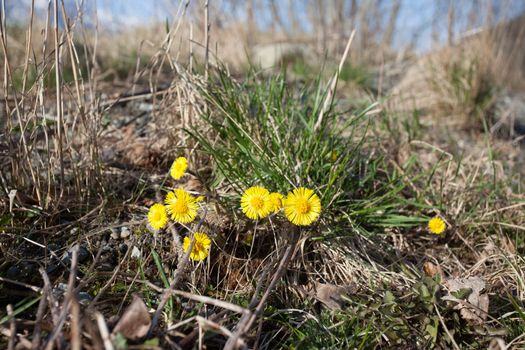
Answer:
[443, 277, 489, 325]
[184, 178, 206, 193]
[112, 295, 151, 340]
[313, 282, 350, 310]
[423, 261, 444, 279]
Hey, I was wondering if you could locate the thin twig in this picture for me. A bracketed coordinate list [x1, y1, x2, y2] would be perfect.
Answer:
[178, 310, 229, 348]
[70, 299, 81, 350]
[224, 228, 299, 350]
[6, 305, 14, 350]
[314, 30, 356, 131]
[31, 288, 49, 349]
[39, 269, 60, 329]
[44, 245, 79, 350]
[0, 276, 42, 292]
[196, 315, 234, 338]
[95, 312, 114, 350]
[434, 303, 460, 350]
[170, 289, 249, 315]
[89, 245, 130, 307]
[204, 0, 209, 82]
[53, 0, 65, 197]
[73, 244, 104, 294]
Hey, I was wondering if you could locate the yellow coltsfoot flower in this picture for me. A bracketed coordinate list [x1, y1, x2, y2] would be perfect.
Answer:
[240, 186, 272, 220]
[164, 187, 203, 224]
[268, 192, 284, 213]
[170, 156, 188, 180]
[147, 203, 168, 230]
[428, 216, 446, 235]
[183, 232, 212, 261]
[284, 187, 321, 226]
[330, 150, 338, 162]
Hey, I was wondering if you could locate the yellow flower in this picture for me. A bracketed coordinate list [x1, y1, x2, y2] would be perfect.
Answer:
[183, 232, 211, 261]
[240, 186, 272, 220]
[428, 216, 446, 235]
[268, 192, 284, 213]
[164, 187, 203, 224]
[283, 187, 321, 226]
[330, 150, 338, 162]
[170, 157, 188, 180]
[147, 203, 168, 230]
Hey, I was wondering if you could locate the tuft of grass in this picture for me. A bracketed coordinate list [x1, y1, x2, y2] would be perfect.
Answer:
[339, 62, 370, 88]
[187, 67, 426, 233]
[428, 49, 496, 129]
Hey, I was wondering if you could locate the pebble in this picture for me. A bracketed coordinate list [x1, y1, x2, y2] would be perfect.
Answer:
[131, 246, 141, 259]
[61, 246, 90, 265]
[118, 243, 129, 255]
[120, 227, 131, 239]
[78, 292, 93, 305]
[47, 243, 61, 253]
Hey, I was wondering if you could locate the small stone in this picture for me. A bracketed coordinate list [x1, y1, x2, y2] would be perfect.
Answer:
[110, 229, 119, 240]
[78, 246, 90, 263]
[131, 246, 141, 259]
[120, 227, 131, 239]
[47, 243, 61, 253]
[78, 292, 92, 306]
[118, 243, 129, 255]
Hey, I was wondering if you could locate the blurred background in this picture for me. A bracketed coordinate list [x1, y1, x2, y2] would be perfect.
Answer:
[5, 1, 525, 76]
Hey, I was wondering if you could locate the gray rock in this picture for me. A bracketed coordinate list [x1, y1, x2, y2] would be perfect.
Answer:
[118, 243, 129, 255]
[78, 291, 92, 305]
[60, 246, 89, 265]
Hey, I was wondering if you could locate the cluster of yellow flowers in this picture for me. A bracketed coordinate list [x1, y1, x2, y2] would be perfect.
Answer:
[147, 157, 447, 261]
[240, 186, 322, 226]
[147, 157, 211, 261]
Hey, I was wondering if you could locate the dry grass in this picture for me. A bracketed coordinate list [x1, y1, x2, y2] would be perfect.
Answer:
[1, 1, 525, 349]
[388, 13, 525, 140]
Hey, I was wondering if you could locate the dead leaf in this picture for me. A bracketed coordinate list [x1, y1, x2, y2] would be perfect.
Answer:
[112, 295, 151, 340]
[313, 282, 351, 310]
[184, 178, 206, 193]
[423, 261, 444, 279]
[443, 277, 489, 325]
